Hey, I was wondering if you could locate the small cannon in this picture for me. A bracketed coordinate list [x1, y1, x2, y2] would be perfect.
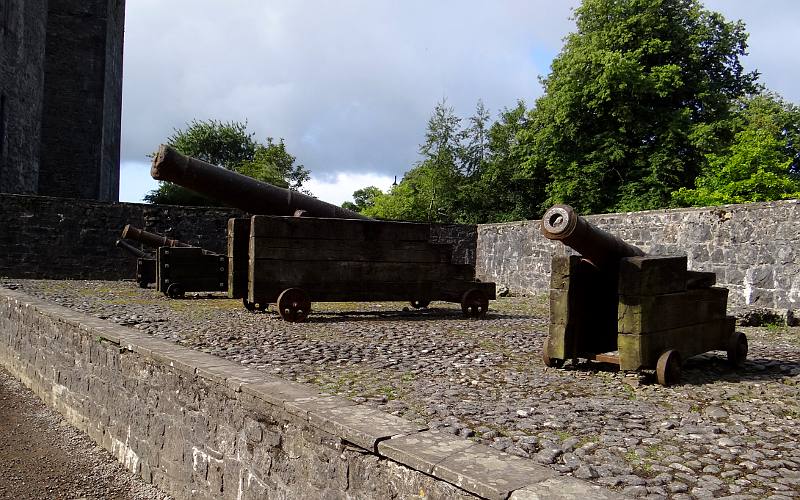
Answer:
[115, 239, 155, 288]
[150, 145, 495, 320]
[121, 224, 192, 249]
[540, 204, 745, 386]
[119, 225, 226, 298]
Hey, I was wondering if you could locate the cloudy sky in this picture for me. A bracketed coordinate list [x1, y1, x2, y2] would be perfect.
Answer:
[119, 0, 800, 205]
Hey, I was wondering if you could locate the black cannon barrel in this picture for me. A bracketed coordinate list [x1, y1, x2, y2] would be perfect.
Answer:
[541, 204, 645, 268]
[151, 145, 371, 220]
[115, 239, 148, 258]
[121, 224, 192, 249]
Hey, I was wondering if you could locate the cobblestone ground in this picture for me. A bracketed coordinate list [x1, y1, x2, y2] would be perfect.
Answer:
[3, 279, 799, 500]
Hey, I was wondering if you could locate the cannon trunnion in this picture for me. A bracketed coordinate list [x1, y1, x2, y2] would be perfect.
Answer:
[540, 205, 745, 386]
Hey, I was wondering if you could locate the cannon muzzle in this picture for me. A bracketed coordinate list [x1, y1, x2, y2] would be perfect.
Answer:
[121, 225, 192, 249]
[541, 204, 644, 268]
[115, 239, 148, 258]
[151, 145, 370, 219]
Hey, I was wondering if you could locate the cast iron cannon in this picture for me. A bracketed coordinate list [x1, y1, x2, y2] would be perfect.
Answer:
[150, 145, 495, 320]
[115, 238, 149, 259]
[121, 224, 192, 249]
[115, 239, 155, 288]
[540, 204, 745, 386]
[541, 204, 645, 268]
[119, 225, 226, 298]
[151, 144, 369, 219]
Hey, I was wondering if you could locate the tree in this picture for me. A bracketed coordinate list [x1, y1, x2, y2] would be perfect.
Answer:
[145, 119, 310, 206]
[460, 100, 491, 176]
[365, 100, 466, 222]
[673, 93, 800, 206]
[341, 186, 383, 212]
[457, 101, 544, 222]
[525, 0, 759, 214]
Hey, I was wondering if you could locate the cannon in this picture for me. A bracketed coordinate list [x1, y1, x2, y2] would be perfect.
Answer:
[119, 225, 227, 298]
[115, 239, 155, 288]
[150, 145, 496, 320]
[151, 144, 368, 219]
[121, 224, 192, 249]
[540, 204, 745, 386]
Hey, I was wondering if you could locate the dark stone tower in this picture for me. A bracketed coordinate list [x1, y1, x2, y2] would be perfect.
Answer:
[0, 0, 48, 195]
[37, 0, 125, 201]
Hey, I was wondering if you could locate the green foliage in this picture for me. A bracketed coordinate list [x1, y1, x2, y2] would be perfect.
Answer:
[471, 100, 544, 222]
[365, 100, 465, 222]
[145, 119, 310, 206]
[526, 0, 759, 214]
[341, 186, 383, 212]
[673, 93, 800, 205]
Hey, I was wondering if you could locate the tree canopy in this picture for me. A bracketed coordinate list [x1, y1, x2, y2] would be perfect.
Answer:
[145, 119, 310, 206]
[341, 0, 799, 222]
[673, 93, 800, 205]
[528, 0, 759, 214]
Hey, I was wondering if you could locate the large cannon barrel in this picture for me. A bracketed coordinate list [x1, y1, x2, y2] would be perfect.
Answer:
[121, 224, 192, 249]
[115, 239, 149, 258]
[541, 204, 645, 268]
[151, 145, 370, 220]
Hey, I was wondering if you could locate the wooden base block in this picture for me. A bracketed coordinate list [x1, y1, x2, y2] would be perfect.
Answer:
[617, 316, 735, 371]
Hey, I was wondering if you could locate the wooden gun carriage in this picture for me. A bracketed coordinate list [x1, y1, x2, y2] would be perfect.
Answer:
[120, 225, 227, 298]
[151, 145, 495, 321]
[227, 215, 495, 321]
[540, 205, 747, 386]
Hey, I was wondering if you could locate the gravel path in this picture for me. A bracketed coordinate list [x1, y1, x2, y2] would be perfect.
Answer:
[0, 364, 170, 500]
[3, 279, 799, 499]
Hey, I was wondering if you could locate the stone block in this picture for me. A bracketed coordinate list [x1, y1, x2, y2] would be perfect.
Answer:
[510, 476, 622, 499]
[431, 442, 557, 500]
[309, 405, 427, 453]
[378, 430, 477, 474]
[284, 395, 356, 422]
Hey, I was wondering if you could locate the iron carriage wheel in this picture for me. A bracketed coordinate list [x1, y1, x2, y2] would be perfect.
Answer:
[656, 349, 682, 387]
[242, 298, 268, 313]
[277, 288, 311, 323]
[166, 283, 185, 299]
[460, 288, 489, 319]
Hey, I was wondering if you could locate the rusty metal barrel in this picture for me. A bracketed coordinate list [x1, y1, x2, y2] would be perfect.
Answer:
[540, 204, 645, 268]
[151, 144, 370, 220]
[115, 239, 149, 258]
[121, 224, 192, 249]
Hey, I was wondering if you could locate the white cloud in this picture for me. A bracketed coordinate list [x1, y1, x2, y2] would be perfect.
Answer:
[305, 172, 395, 206]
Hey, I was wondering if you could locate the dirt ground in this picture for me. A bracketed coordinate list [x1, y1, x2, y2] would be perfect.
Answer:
[0, 366, 169, 500]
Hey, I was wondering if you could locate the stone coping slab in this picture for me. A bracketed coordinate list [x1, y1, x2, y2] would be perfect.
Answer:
[0, 288, 621, 499]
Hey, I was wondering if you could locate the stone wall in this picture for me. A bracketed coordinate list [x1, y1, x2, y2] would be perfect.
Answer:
[0, 288, 614, 500]
[0, 194, 480, 281]
[0, 193, 241, 280]
[0, 0, 48, 194]
[476, 200, 800, 315]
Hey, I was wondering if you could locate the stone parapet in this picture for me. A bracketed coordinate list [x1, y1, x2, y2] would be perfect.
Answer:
[0, 287, 617, 499]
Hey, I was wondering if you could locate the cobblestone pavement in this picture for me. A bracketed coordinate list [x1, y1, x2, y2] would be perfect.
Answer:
[3, 279, 799, 500]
